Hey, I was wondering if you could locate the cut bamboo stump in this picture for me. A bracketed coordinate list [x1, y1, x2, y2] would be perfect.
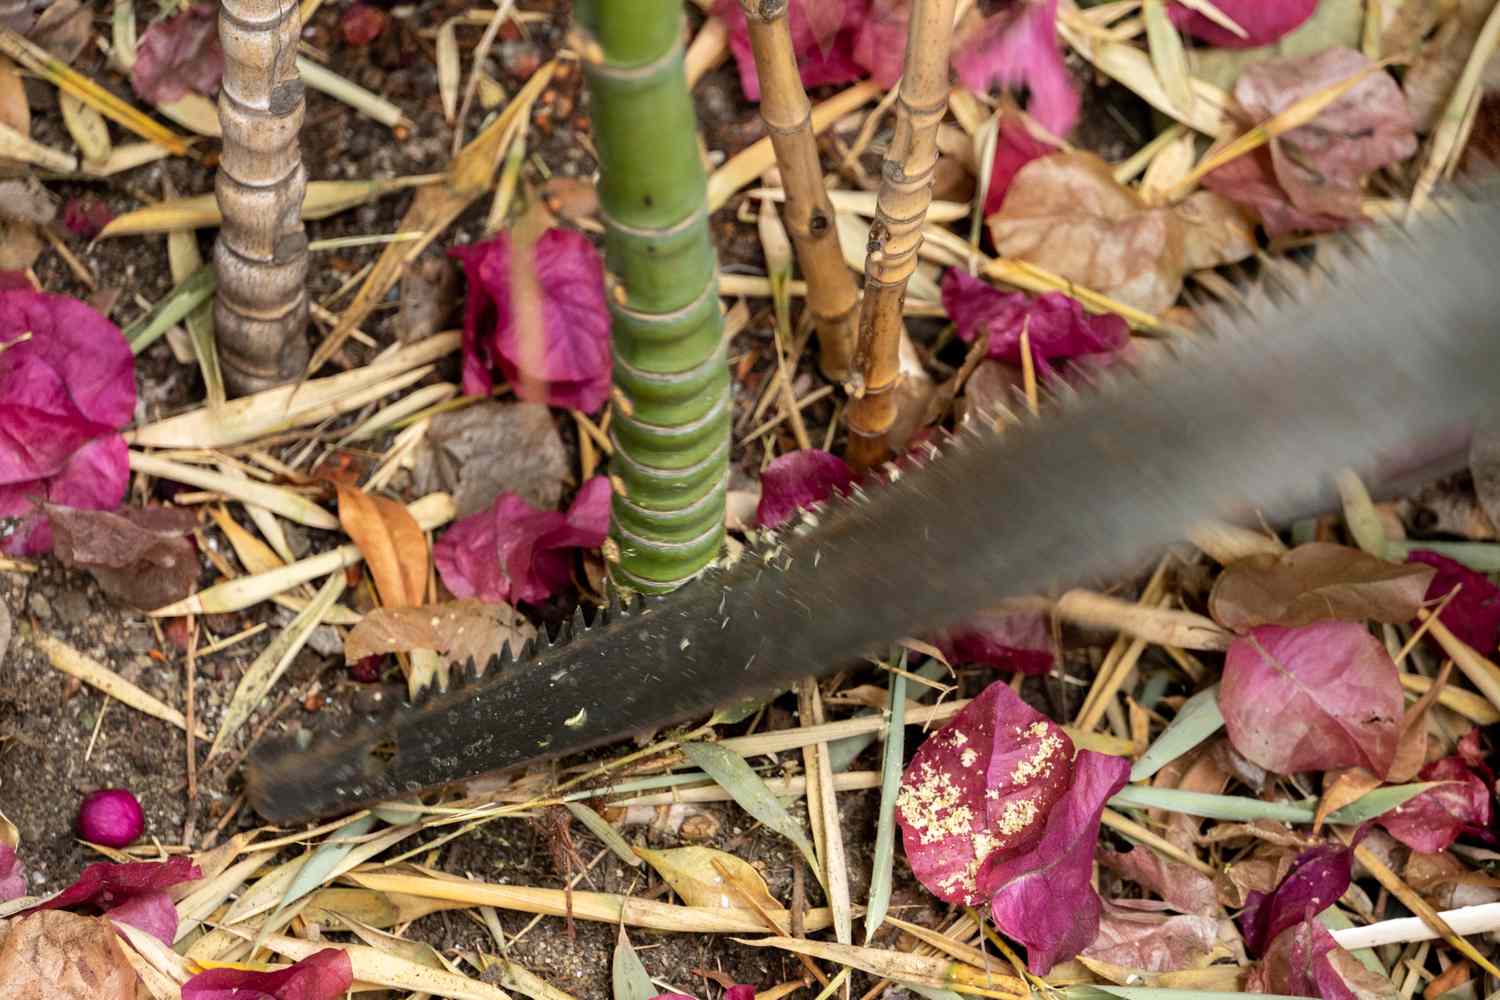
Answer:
[214, 0, 311, 394]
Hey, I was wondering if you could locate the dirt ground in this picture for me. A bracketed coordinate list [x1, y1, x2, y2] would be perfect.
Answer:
[0, 1, 1173, 996]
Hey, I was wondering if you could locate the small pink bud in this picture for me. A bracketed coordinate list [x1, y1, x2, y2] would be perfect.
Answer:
[77, 789, 144, 847]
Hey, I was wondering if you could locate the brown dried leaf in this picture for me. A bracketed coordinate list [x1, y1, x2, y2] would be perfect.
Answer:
[408, 401, 570, 518]
[1313, 767, 1383, 832]
[542, 176, 599, 225]
[987, 151, 1186, 314]
[397, 252, 461, 344]
[0, 56, 28, 137]
[1173, 190, 1255, 271]
[634, 846, 782, 913]
[27, 0, 90, 64]
[336, 482, 428, 608]
[1100, 846, 1219, 917]
[0, 910, 136, 1000]
[1388, 659, 1452, 783]
[0, 220, 41, 271]
[343, 598, 534, 667]
[1397, 0, 1500, 131]
[1404, 850, 1500, 910]
[47, 504, 198, 610]
[1081, 903, 1219, 973]
[1208, 542, 1436, 632]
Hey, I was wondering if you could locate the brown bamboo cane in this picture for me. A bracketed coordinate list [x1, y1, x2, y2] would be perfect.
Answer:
[213, 0, 311, 394]
[844, 0, 956, 470]
[738, 0, 859, 383]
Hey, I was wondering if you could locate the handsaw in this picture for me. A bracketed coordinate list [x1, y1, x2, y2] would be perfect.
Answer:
[246, 189, 1500, 825]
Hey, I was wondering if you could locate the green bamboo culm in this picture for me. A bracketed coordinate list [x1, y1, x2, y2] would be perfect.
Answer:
[577, 0, 730, 594]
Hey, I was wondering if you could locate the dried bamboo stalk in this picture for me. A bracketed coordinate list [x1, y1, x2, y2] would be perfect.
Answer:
[845, 0, 957, 468]
[213, 0, 311, 394]
[739, 0, 859, 381]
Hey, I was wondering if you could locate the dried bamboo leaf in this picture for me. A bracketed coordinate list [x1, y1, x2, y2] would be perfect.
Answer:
[345, 870, 839, 933]
[152, 494, 454, 617]
[129, 451, 337, 529]
[564, 802, 641, 868]
[680, 741, 822, 881]
[59, 89, 110, 163]
[1129, 684, 1223, 782]
[735, 937, 1025, 995]
[297, 55, 410, 129]
[437, 18, 460, 123]
[0, 117, 75, 170]
[128, 333, 459, 448]
[1055, 590, 1231, 650]
[1143, 0, 1195, 116]
[154, 92, 221, 137]
[864, 669, 907, 943]
[34, 632, 207, 738]
[635, 846, 780, 911]
[122, 263, 217, 355]
[264, 934, 513, 1000]
[175, 850, 277, 941]
[612, 928, 655, 1000]
[206, 572, 347, 759]
[303, 887, 472, 929]
[78, 141, 169, 176]
[270, 813, 378, 921]
[99, 176, 441, 238]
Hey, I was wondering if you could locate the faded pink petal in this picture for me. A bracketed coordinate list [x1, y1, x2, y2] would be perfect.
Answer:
[434, 477, 612, 605]
[1083, 902, 1219, 972]
[984, 119, 1059, 216]
[723, 988, 756, 1000]
[985, 750, 1132, 973]
[1238, 840, 1354, 956]
[450, 228, 611, 413]
[106, 891, 179, 945]
[896, 681, 1073, 908]
[130, 2, 223, 104]
[1407, 550, 1500, 655]
[0, 290, 135, 555]
[1379, 756, 1492, 853]
[1167, 0, 1317, 49]
[0, 844, 27, 902]
[756, 449, 855, 530]
[717, 0, 871, 100]
[183, 947, 353, 1000]
[340, 3, 387, 46]
[1099, 845, 1218, 917]
[1219, 622, 1402, 776]
[1204, 49, 1415, 237]
[933, 608, 1053, 675]
[953, 0, 1077, 137]
[941, 268, 1129, 377]
[0, 272, 30, 291]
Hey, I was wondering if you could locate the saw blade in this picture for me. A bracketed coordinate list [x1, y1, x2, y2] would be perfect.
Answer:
[246, 189, 1500, 825]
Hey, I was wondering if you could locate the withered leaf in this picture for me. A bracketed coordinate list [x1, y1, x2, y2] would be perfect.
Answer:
[634, 846, 782, 912]
[1208, 542, 1435, 633]
[343, 598, 535, 669]
[0, 56, 27, 137]
[408, 401, 570, 518]
[47, 504, 198, 610]
[1081, 902, 1219, 973]
[1387, 660, 1451, 783]
[1174, 191, 1256, 272]
[987, 152, 1186, 315]
[336, 482, 428, 609]
[1395, 0, 1500, 131]
[0, 910, 135, 1000]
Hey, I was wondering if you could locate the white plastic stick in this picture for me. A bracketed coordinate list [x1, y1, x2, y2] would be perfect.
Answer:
[1333, 903, 1500, 950]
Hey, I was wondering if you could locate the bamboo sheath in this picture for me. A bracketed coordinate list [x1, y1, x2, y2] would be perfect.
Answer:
[739, 0, 859, 382]
[577, 1, 731, 592]
[846, 0, 957, 468]
[214, 0, 311, 394]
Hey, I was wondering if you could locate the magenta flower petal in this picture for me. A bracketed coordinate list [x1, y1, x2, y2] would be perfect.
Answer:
[26, 856, 201, 933]
[1407, 550, 1500, 655]
[723, 988, 757, 1000]
[718, 0, 871, 100]
[0, 844, 27, 902]
[984, 749, 1131, 974]
[896, 682, 1074, 908]
[755, 449, 855, 529]
[76, 788, 144, 847]
[1249, 916, 1393, 1000]
[1218, 622, 1402, 776]
[983, 119, 1059, 216]
[953, 0, 1078, 137]
[433, 477, 612, 606]
[1379, 756, 1493, 853]
[183, 947, 353, 1000]
[1167, 0, 1317, 49]
[851, 0, 910, 87]
[130, 2, 223, 104]
[933, 608, 1054, 675]
[0, 290, 135, 555]
[105, 891, 180, 945]
[61, 197, 114, 239]
[1237, 841, 1355, 957]
[940, 268, 1129, 376]
[450, 228, 612, 412]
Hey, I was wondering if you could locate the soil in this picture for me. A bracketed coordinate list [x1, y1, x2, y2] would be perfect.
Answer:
[0, 2, 1158, 997]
